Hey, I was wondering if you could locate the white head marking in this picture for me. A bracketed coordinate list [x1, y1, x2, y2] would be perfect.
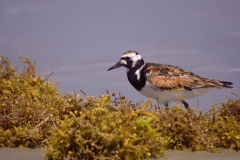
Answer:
[122, 51, 142, 67]
[120, 59, 127, 65]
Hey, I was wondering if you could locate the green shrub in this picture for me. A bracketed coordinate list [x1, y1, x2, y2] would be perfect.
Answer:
[46, 96, 164, 160]
[0, 56, 59, 148]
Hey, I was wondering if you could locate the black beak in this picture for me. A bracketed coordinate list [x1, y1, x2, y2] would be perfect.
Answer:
[107, 61, 123, 71]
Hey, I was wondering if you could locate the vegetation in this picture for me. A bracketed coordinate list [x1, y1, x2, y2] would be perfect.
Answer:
[0, 56, 239, 159]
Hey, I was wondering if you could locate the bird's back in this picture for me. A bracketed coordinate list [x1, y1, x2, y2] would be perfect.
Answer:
[143, 62, 233, 91]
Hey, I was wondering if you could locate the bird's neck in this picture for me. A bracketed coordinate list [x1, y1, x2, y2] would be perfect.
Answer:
[126, 60, 146, 91]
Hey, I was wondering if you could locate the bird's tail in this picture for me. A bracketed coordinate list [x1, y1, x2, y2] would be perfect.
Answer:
[204, 79, 234, 89]
[218, 81, 234, 88]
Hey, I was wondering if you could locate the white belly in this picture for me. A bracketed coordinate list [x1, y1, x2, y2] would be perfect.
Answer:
[139, 83, 214, 104]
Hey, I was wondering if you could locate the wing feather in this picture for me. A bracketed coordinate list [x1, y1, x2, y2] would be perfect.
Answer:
[144, 63, 232, 91]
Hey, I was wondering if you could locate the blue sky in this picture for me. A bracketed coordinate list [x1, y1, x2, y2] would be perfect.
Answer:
[1, 0, 240, 109]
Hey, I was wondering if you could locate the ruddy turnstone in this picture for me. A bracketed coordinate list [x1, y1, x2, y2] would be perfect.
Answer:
[107, 50, 233, 110]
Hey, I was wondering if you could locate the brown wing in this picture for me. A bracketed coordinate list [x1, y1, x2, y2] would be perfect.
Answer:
[144, 63, 229, 91]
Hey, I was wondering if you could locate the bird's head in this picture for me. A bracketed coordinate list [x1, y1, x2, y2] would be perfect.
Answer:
[107, 50, 144, 71]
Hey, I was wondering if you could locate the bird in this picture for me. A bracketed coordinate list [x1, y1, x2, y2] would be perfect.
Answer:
[107, 50, 234, 110]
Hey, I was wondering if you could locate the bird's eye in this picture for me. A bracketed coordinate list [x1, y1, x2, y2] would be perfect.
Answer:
[125, 57, 130, 61]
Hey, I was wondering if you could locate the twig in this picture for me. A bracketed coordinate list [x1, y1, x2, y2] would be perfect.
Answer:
[34, 117, 49, 129]
[80, 90, 87, 97]
[44, 71, 54, 81]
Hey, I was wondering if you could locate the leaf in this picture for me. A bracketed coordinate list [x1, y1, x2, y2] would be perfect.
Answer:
[30, 90, 36, 97]
[2, 90, 11, 95]
[135, 117, 153, 127]
[103, 94, 111, 106]
[142, 111, 160, 122]
[139, 99, 151, 111]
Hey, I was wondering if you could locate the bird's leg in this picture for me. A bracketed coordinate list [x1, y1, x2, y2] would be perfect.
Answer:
[181, 100, 189, 110]
[164, 102, 169, 110]
[157, 103, 160, 110]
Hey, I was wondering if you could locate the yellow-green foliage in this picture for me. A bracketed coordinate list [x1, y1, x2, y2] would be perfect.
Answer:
[158, 104, 240, 152]
[46, 93, 240, 159]
[0, 56, 59, 147]
[46, 96, 164, 160]
[0, 56, 240, 160]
